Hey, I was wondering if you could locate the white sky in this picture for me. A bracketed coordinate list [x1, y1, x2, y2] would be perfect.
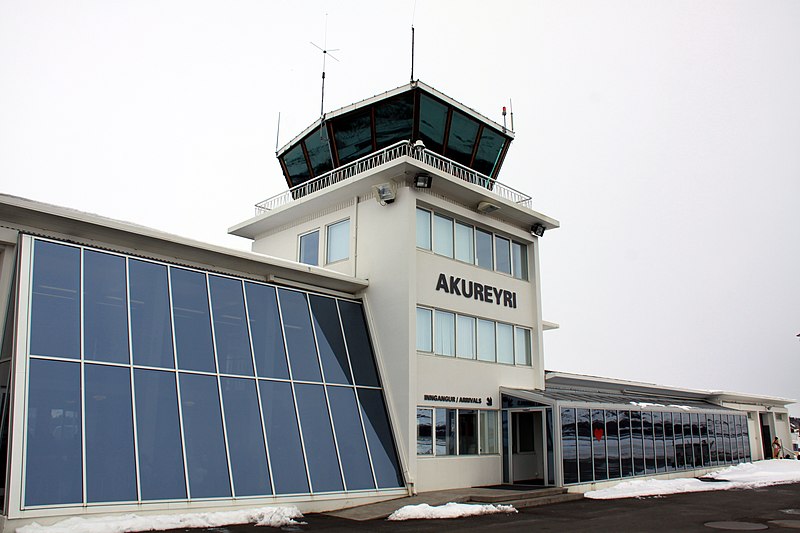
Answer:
[1, 2, 799, 413]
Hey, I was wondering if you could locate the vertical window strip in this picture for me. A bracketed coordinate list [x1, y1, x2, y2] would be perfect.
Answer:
[304, 295, 347, 491]
[336, 299, 379, 490]
[242, 281, 277, 496]
[206, 272, 236, 498]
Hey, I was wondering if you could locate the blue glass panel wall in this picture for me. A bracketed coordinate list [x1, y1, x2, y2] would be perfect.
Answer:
[179, 373, 231, 498]
[22, 238, 404, 509]
[339, 301, 380, 387]
[245, 283, 289, 379]
[221, 377, 271, 496]
[260, 380, 309, 495]
[25, 359, 82, 506]
[129, 260, 174, 369]
[278, 289, 321, 382]
[358, 388, 403, 488]
[310, 295, 352, 385]
[85, 364, 137, 502]
[84, 251, 129, 363]
[295, 384, 343, 493]
[30, 241, 80, 358]
[327, 386, 374, 490]
[209, 276, 254, 376]
[134, 369, 186, 500]
[171, 269, 215, 373]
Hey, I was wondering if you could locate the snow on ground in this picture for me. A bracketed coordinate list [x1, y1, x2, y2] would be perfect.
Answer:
[17, 505, 304, 533]
[387, 502, 517, 521]
[586, 459, 800, 500]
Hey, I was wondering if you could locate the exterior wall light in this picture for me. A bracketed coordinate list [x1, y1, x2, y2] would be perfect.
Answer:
[476, 201, 500, 214]
[372, 183, 396, 205]
[531, 223, 546, 237]
[414, 174, 432, 188]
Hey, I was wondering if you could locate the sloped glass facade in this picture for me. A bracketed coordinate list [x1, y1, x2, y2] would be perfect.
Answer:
[19, 237, 403, 509]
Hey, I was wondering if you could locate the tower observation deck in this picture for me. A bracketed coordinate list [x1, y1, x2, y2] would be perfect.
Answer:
[277, 80, 514, 189]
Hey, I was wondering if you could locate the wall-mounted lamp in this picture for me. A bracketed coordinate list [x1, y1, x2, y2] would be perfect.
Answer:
[414, 174, 432, 189]
[531, 223, 546, 237]
[372, 182, 396, 205]
[477, 201, 500, 214]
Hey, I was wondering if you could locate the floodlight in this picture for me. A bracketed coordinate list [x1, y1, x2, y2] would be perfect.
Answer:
[414, 174, 432, 188]
[531, 223, 546, 237]
[372, 183, 396, 205]
[476, 201, 500, 214]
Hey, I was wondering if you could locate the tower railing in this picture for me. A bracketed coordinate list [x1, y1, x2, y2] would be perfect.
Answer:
[255, 141, 532, 214]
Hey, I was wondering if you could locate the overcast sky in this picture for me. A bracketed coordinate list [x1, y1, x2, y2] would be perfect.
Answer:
[2, 1, 799, 413]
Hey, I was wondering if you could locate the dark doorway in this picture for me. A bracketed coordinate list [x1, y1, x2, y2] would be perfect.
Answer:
[760, 413, 772, 459]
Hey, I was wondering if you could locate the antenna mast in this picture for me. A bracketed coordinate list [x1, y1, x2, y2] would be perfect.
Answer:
[410, 0, 418, 82]
[509, 99, 514, 131]
[275, 112, 281, 153]
[410, 26, 415, 82]
[311, 13, 340, 117]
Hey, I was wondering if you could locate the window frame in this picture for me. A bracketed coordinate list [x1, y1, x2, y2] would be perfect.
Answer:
[325, 218, 351, 265]
[298, 228, 320, 266]
[416, 406, 500, 457]
[415, 206, 529, 280]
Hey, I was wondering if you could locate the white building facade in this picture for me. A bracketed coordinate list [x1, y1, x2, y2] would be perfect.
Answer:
[0, 81, 793, 530]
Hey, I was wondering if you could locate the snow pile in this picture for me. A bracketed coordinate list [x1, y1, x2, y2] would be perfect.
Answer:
[387, 502, 516, 521]
[17, 505, 304, 533]
[586, 460, 800, 500]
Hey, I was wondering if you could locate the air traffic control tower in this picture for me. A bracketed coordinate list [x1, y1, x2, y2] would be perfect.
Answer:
[231, 80, 561, 492]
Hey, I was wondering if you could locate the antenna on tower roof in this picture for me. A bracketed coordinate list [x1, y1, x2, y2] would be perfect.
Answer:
[274, 112, 281, 154]
[410, 25, 415, 82]
[509, 98, 514, 131]
[410, 0, 418, 82]
[310, 13, 340, 118]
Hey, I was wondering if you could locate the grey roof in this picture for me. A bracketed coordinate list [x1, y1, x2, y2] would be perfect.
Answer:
[502, 387, 738, 413]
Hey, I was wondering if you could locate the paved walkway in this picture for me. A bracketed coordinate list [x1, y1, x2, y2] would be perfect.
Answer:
[164, 482, 800, 532]
[326, 486, 565, 520]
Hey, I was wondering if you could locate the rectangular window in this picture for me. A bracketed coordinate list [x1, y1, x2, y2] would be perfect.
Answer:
[475, 229, 493, 270]
[480, 411, 499, 454]
[416, 307, 433, 352]
[433, 214, 454, 258]
[416, 208, 431, 250]
[299, 230, 319, 266]
[511, 241, 528, 280]
[496, 323, 514, 364]
[417, 408, 433, 455]
[456, 315, 476, 359]
[458, 410, 479, 455]
[477, 319, 496, 362]
[514, 327, 532, 366]
[454, 222, 474, 264]
[495, 236, 511, 275]
[326, 219, 350, 263]
[434, 310, 455, 356]
[435, 408, 456, 455]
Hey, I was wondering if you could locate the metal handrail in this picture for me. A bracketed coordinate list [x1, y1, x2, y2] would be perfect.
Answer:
[255, 141, 532, 214]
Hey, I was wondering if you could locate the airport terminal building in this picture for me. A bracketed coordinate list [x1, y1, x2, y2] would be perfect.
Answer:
[0, 81, 793, 530]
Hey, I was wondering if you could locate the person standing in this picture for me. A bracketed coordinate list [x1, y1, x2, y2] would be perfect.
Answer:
[772, 437, 782, 459]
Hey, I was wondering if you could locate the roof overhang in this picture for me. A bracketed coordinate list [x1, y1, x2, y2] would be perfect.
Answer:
[0, 194, 369, 295]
